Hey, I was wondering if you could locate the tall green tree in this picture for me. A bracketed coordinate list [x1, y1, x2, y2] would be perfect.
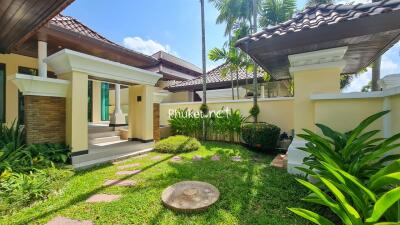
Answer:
[259, 0, 296, 27]
[200, 0, 207, 140]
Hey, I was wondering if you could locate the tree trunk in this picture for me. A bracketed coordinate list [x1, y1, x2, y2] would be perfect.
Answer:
[371, 55, 381, 91]
[200, 0, 207, 140]
[231, 73, 235, 100]
[236, 70, 240, 99]
[252, 0, 258, 122]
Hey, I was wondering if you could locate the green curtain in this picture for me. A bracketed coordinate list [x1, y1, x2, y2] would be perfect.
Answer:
[101, 82, 109, 121]
[0, 64, 5, 123]
[88, 80, 93, 122]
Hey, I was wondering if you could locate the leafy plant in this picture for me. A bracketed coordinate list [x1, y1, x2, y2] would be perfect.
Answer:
[289, 160, 400, 224]
[297, 110, 400, 182]
[241, 122, 281, 150]
[249, 104, 260, 118]
[154, 135, 201, 153]
[289, 111, 400, 224]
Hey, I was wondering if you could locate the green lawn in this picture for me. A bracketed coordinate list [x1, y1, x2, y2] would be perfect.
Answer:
[1, 142, 320, 225]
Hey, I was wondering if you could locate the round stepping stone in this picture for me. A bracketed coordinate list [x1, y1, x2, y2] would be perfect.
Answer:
[211, 155, 220, 161]
[116, 170, 141, 175]
[161, 181, 220, 212]
[86, 194, 121, 203]
[45, 216, 93, 225]
[231, 156, 242, 162]
[171, 156, 182, 162]
[103, 180, 136, 187]
[151, 155, 163, 160]
[117, 163, 140, 170]
[192, 155, 202, 161]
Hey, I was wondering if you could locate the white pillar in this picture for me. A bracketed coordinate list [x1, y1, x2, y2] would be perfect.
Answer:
[38, 41, 47, 78]
[110, 83, 126, 126]
[261, 85, 265, 98]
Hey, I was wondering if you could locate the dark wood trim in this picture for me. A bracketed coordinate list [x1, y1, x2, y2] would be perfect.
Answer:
[0, 63, 5, 123]
[109, 124, 127, 127]
[128, 138, 154, 143]
[71, 150, 89, 157]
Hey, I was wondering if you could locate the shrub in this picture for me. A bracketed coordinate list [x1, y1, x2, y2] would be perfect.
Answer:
[0, 167, 73, 215]
[154, 135, 201, 153]
[169, 108, 245, 142]
[241, 122, 281, 150]
[289, 111, 400, 224]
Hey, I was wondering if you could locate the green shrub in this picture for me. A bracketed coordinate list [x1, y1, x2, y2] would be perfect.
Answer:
[241, 122, 281, 150]
[289, 111, 400, 224]
[0, 167, 73, 215]
[169, 108, 245, 142]
[154, 135, 201, 153]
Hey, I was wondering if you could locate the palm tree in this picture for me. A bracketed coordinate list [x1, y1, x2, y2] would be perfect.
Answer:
[251, 0, 259, 122]
[371, 56, 381, 91]
[259, 0, 296, 27]
[306, 0, 334, 7]
[200, 0, 207, 140]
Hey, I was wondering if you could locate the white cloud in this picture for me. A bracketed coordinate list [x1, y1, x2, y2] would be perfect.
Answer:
[343, 69, 372, 93]
[122, 36, 178, 56]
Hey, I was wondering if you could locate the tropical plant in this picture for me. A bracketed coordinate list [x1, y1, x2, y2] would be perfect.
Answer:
[259, 0, 296, 27]
[297, 110, 400, 182]
[289, 160, 400, 224]
[154, 135, 201, 153]
[241, 122, 281, 150]
[200, 0, 208, 141]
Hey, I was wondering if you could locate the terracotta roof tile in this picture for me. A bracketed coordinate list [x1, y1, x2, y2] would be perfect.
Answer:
[167, 63, 265, 90]
[237, 0, 400, 45]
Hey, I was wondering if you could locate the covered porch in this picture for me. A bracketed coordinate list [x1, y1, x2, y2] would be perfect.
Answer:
[11, 48, 162, 168]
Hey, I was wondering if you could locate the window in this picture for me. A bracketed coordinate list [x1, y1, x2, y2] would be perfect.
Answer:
[0, 64, 5, 123]
[101, 82, 109, 121]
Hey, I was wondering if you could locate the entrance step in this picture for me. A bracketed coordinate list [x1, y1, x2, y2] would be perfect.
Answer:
[90, 135, 121, 145]
[89, 130, 120, 139]
[72, 141, 154, 169]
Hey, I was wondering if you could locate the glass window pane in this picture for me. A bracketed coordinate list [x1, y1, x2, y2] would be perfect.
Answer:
[101, 82, 109, 121]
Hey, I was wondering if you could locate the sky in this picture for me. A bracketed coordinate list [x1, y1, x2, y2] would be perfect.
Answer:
[63, 0, 399, 92]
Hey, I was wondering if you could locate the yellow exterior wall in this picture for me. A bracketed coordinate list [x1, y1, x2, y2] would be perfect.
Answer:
[163, 91, 192, 103]
[109, 87, 129, 114]
[0, 53, 56, 124]
[160, 98, 294, 134]
[391, 95, 400, 136]
[314, 98, 383, 134]
[59, 72, 88, 152]
[128, 85, 154, 141]
[293, 67, 341, 134]
[91, 80, 101, 123]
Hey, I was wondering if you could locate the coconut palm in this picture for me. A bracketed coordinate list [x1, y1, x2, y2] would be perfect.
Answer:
[259, 0, 296, 27]
[200, 0, 207, 140]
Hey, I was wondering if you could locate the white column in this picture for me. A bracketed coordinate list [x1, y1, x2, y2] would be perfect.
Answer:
[260, 85, 265, 98]
[110, 83, 126, 126]
[38, 41, 47, 78]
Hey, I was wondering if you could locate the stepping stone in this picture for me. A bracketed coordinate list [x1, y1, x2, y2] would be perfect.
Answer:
[151, 155, 163, 160]
[271, 154, 287, 169]
[171, 156, 182, 162]
[46, 216, 93, 225]
[211, 155, 220, 161]
[86, 194, 121, 203]
[116, 170, 141, 175]
[192, 155, 202, 161]
[117, 163, 140, 170]
[231, 156, 242, 162]
[103, 180, 136, 187]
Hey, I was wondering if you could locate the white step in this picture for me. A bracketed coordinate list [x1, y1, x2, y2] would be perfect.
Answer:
[89, 130, 120, 139]
[90, 136, 121, 145]
[88, 126, 114, 133]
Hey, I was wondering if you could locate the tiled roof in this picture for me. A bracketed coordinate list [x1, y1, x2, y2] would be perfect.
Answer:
[50, 14, 115, 45]
[237, 0, 400, 45]
[49, 14, 157, 62]
[152, 51, 202, 75]
[167, 63, 266, 90]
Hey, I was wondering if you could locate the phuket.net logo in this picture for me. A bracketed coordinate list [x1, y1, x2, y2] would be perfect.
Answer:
[168, 107, 231, 119]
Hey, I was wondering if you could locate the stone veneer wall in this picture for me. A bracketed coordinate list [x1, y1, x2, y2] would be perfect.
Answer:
[153, 103, 160, 142]
[24, 95, 66, 144]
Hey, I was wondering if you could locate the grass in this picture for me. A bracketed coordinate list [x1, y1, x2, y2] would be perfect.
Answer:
[0, 142, 324, 225]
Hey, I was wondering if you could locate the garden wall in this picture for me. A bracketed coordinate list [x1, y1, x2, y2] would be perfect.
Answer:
[160, 97, 295, 134]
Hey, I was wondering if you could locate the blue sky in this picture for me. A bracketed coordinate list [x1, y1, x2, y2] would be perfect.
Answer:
[63, 0, 399, 92]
